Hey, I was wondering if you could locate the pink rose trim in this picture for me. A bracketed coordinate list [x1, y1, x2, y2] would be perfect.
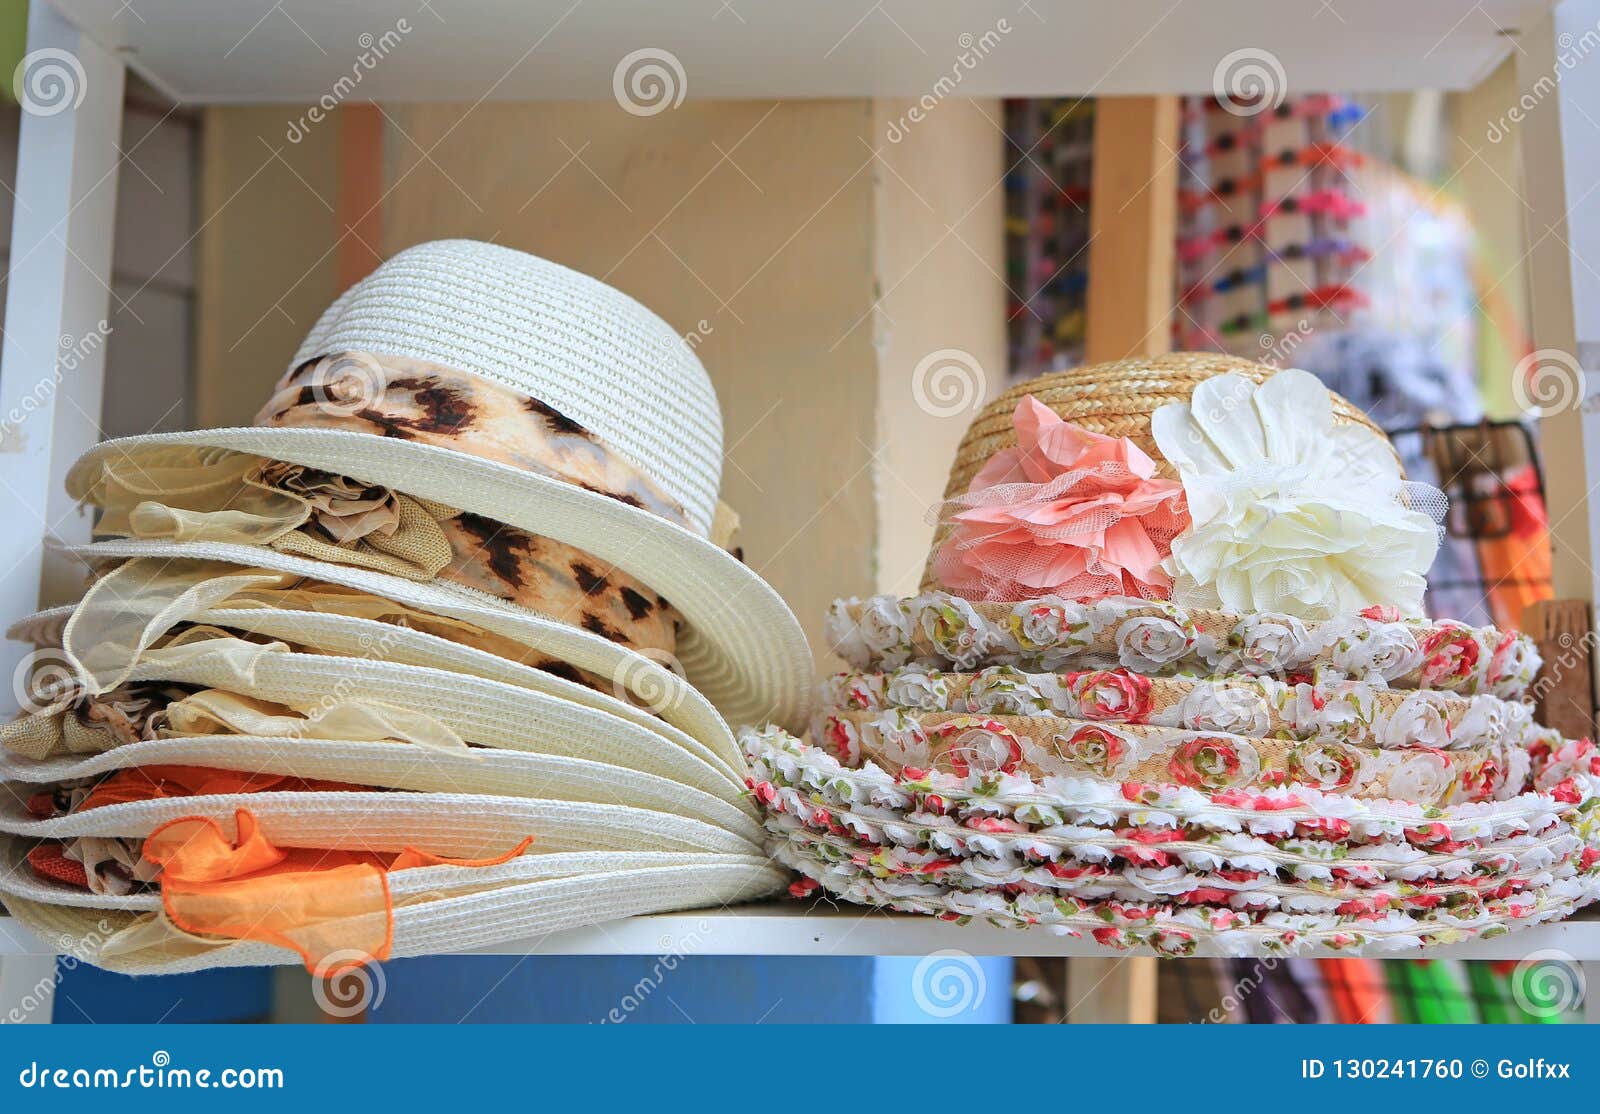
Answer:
[1067, 669, 1153, 723]
[931, 395, 1189, 602]
[1418, 627, 1481, 687]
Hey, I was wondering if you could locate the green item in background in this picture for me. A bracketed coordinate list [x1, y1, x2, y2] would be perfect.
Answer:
[1391, 961, 1478, 1025]
[1385, 961, 1418, 1024]
[1467, 962, 1515, 1024]
[0, 0, 28, 106]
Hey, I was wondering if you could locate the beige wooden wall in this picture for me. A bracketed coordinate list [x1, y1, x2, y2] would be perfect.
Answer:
[197, 98, 1006, 665]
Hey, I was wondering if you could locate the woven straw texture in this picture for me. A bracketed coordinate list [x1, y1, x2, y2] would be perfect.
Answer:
[0, 790, 757, 857]
[4, 650, 746, 802]
[22, 600, 743, 786]
[0, 833, 770, 913]
[293, 240, 724, 534]
[67, 428, 816, 734]
[924, 355, 1391, 591]
[0, 735, 761, 840]
[65, 539, 736, 750]
[941, 353, 1388, 498]
[2, 861, 786, 974]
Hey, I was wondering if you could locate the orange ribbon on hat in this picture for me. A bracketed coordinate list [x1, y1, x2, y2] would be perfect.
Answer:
[78, 765, 370, 812]
[143, 810, 534, 976]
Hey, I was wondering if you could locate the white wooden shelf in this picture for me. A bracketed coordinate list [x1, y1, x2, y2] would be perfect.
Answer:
[49, 0, 1536, 104]
[6, 903, 1600, 961]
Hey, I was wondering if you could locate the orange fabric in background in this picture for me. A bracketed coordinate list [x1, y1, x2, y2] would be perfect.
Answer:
[143, 809, 533, 975]
[1318, 958, 1391, 1023]
[1476, 464, 1553, 631]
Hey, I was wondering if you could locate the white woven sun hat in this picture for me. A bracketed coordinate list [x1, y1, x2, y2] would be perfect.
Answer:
[54, 541, 735, 761]
[0, 833, 772, 915]
[0, 787, 759, 858]
[1, 858, 786, 975]
[4, 641, 749, 804]
[0, 735, 762, 841]
[64, 240, 813, 733]
[15, 585, 743, 792]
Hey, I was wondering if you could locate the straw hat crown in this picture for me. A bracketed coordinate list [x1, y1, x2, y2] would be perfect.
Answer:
[294, 239, 724, 535]
[939, 352, 1389, 499]
[925, 353, 1394, 591]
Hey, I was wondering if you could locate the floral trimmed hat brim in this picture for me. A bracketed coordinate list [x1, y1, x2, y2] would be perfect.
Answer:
[821, 665, 1545, 752]
[826, 592, 1539, 700]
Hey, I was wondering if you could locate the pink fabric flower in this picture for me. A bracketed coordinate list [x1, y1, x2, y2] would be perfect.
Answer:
[931, 396, 1189, 601]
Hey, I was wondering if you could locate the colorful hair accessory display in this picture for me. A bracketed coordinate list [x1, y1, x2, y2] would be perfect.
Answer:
[1260, 190, 1367, 221]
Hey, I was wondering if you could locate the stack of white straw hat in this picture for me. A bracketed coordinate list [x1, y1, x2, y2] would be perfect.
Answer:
[0, 240, 814, 975]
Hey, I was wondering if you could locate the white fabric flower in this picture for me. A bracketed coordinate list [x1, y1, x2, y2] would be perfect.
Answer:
[858, 596, 913, 656]
[1116, 615, 1192, 671]
[884, 668, 949, 711]
[1329, 618, 1423, 681]
[1174, 682, 1271, 737]
[1376, 691, 1455, 749]
[1382, 751, 1454, 804]
[824, 598, 871, 669]
[1151, 369, 1440, 619]
[1234, 613, 1318, 674]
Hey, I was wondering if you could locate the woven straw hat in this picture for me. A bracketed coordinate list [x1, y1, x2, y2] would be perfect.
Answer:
[66, 240, 813, 733]
[0, 857, 785, 975]
[56, 541, 735, 756]
[14, 589, 741, 787]
[2, 645, 748, 801]
[924, 352, 1392, 589]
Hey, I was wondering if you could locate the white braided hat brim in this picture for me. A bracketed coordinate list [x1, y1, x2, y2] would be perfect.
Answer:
[10, 601, 742, 790]
[0, 860, 786, 975]
[0, 788, 758, 857]
[66, 428, 814, 732]
[14, 598, 744, 789]
[0, 735, 761, 840]
[20, 644, 748, 804]
[0, 832, 769, 913]
[60, 539, 735, 759]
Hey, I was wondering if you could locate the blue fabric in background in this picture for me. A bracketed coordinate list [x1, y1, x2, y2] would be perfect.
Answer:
[51, 964, 273, 1024]
[369, 957, 1013, 1024]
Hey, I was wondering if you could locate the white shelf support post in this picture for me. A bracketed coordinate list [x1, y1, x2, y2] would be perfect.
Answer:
[0, 1, 126, 1025]
[0, 954, 57, 1024]
[1519, 0, 1600, 621]
[0, 0, 125, 648]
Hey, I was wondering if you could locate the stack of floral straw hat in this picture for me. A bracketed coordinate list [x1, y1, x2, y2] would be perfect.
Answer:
[743, 353, 1600, 955]
[0, 239, 814, 975]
